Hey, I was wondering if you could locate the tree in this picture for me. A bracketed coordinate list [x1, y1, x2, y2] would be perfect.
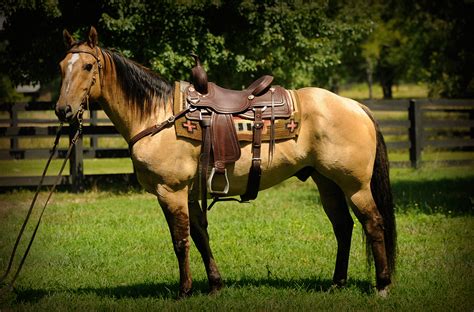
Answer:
[362, 19, 408, 99]
[399, 0, 473, 98]
[0, 0, 373, 92]
[361, 0, 473, 98]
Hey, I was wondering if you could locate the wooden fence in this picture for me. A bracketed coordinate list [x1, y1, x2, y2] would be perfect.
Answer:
[1, 99, 473, 191]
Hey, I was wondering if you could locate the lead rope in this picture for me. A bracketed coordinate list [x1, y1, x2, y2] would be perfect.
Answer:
[0, 112, 83, 294]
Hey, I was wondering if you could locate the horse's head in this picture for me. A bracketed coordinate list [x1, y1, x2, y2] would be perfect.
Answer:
[56, 26, 102, 123]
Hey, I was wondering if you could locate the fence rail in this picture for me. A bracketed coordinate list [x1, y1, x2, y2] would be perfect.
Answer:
[1, 99, 473, 190]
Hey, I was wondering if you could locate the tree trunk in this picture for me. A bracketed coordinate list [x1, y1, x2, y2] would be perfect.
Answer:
[366, 59, 374, 99]
[381, 80, 393, 99]
[377, 46, 395, 99]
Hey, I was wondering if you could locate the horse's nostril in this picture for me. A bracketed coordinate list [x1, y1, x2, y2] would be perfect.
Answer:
[55, 107, 64, 118]
[54, 104, 71, 121]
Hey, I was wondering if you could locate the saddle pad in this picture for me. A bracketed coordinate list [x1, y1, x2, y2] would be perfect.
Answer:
[174, 81, 301, 142]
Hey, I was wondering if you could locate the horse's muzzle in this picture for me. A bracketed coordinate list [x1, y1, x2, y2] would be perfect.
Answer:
[55, 104, 74, 122]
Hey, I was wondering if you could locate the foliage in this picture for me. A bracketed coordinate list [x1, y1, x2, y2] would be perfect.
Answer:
[397, 0, 474, 98]
[361, 0, 473, 98]
[0, 74, 26, 103]
[0, 0, 471, 96]
[0, 0, 372, 90]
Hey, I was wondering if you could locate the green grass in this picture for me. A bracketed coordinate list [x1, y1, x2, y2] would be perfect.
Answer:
[0, 158, 134, 176]
[2, 150, 473, 177]
[339, 83, 429, 100]
[0, 167, 473, 311]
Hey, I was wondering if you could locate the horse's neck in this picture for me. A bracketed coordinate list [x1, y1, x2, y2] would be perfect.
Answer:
[99, 60, 170, 142]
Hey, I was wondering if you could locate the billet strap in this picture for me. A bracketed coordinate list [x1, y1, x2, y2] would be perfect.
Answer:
[241, 107, 263, 201]
[128, 108, 190, 150]
[269, 87, 276, 164]
[200, 116, 212, 212]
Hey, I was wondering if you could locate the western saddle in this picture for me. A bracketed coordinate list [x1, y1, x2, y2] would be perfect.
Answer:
[129, 55, 294, 211]
[185, 55, 293, 210]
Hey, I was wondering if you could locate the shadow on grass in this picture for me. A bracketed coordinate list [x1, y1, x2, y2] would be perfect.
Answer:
[0, 174, 143, 195]
[392, 176, 474, 215]
[14, 277, 372, 302]
[2, 171, 471, 215]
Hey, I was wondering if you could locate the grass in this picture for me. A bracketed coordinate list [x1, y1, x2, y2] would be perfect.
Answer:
[0, 167, 473, 311]
[0, 158, 134, 176]
[339, 83, 429, 100]
[2, 149, 474, 177]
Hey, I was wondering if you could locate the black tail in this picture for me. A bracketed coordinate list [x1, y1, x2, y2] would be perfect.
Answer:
[359, 105, 397, 274]
[371, 120, 397, 274]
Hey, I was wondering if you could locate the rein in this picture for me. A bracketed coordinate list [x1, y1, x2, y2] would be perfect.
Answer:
[0, 47, 101, 294]
[0, 119, 82, 292]
[0, 48, 102, 292]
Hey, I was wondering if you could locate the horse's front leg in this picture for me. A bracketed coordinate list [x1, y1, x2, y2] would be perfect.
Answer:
[157, 184, 192, 298]
[188, 195, 223, 294]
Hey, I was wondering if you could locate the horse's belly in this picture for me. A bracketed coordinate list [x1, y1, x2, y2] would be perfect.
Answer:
[213, 139, 310, 196]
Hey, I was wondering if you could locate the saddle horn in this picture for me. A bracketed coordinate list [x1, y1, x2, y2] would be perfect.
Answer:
[190, 53, 208, 94]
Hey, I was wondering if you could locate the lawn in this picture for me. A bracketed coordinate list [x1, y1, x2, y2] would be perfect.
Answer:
[339, 82, 429, 100]
[0, 167, 473, 311]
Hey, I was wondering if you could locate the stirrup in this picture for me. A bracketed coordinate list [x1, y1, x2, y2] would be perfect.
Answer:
[207, 167, 230, 195]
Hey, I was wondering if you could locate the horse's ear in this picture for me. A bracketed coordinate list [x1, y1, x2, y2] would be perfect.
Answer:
[63, 29, 74, 48]
[87, 26, 99, 48]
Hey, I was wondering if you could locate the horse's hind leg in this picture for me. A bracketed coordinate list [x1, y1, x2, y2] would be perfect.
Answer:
[188, 197, 223, 294]
[347, 187, 391, 293]
[312, 171, 353, 287]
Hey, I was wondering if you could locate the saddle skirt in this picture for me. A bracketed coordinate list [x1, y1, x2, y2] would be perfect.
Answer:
[174, 81, 301, 142]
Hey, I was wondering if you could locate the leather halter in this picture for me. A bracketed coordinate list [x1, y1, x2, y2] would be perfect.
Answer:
[64, 46, 103, 113]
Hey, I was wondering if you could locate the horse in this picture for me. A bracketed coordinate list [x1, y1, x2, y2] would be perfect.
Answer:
[55, 26, 396, 298]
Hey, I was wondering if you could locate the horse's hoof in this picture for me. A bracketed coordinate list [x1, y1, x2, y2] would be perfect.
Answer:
[377, 286, 390, 298]
[333, 278, 347, 288]
[327, 278, 347, 293]
[209, 280, 224, 295]
[328, 284, 343, 293]
[177, 289, 193, 299]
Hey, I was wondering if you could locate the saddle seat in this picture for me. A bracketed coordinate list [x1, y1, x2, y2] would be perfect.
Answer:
[188, 75, 274, 114]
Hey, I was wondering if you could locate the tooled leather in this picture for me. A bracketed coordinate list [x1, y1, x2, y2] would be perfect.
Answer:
[210, 113, 241, 168]
[188, 82, 251, 114]
[238, 87, 292, 119]
[185, 87, 291, 121]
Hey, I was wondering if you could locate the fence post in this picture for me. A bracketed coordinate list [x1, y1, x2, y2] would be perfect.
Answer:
[9, 104, 19, 151]
[69, 123, 84, 192]
[470, 109, 474, 139]
[90, 109, 98, 151]
[408, 99, 422, 168]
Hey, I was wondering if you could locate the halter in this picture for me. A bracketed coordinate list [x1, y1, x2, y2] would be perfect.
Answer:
[64, 46, 103, 117]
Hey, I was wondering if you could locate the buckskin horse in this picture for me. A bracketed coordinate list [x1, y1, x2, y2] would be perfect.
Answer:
[55, 27, 396, 297]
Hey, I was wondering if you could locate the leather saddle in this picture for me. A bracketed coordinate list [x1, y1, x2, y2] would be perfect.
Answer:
[185, 55, 293, 209]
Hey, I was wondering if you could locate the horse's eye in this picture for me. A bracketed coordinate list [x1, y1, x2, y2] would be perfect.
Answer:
[84, 64, 93, 71]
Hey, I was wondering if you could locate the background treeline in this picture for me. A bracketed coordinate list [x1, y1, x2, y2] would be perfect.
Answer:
[0, 0, 472, 100]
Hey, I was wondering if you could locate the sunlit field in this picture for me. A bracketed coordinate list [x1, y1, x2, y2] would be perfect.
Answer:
[0, 167, 472, 311]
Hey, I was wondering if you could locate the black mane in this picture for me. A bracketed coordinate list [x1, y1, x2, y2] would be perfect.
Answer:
[103, 49, 173, 115]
